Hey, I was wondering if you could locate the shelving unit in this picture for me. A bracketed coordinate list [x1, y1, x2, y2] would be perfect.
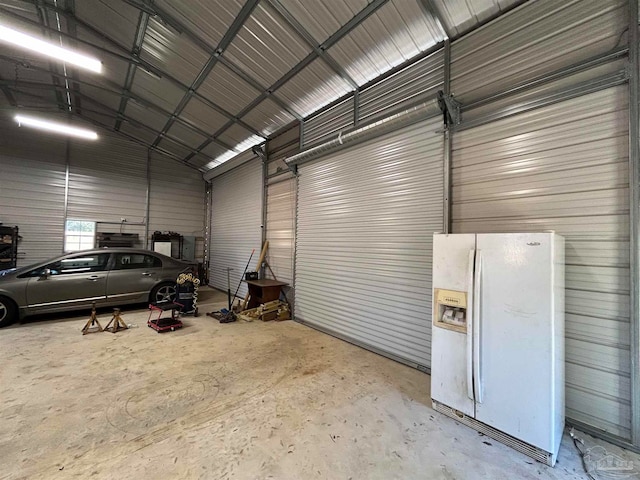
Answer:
[0, 225, 19, 269]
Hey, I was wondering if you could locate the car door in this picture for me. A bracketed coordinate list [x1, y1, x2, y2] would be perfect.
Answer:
[25, 252, 111, 313]
[106, 252, 163, 303]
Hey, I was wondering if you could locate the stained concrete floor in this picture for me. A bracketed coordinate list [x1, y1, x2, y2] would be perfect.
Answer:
[0, 287, 638, 480]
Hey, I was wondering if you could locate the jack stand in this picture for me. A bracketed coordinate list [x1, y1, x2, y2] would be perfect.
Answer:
[81, 303, 103, 335]
[103, 308, 128, 333]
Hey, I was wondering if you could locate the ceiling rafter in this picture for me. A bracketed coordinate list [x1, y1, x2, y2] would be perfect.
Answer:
[0, 73, 17, 106]
[149, 1, 302, 122]
[61, 0, 83, 113]
[148, 0, 263, 150]
[3, 80, 224, 166]
[115, 9, 150, 131]
[34, 3, 66, 110]
[0, 56, 237, 152]
[185, 0, 391, 163]
[265, 0, 358, 90]
[4, 2, 264, 137]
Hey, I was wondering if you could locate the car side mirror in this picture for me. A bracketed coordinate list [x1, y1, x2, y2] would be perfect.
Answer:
[40, 268, 51, 279]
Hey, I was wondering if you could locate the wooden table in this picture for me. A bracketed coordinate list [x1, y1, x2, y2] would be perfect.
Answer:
[244, 279, 289, 309]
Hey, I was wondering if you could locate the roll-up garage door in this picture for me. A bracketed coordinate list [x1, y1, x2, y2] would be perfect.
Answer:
[451, 86, 631, 441]
[209, 159, 262, 298]
[295, 118, 444, 369]
[266, 176, 296, 305]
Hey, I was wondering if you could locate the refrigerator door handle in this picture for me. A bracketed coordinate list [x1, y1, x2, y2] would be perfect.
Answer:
[473, 249, 483, 403]
[466, 249, 475, 401]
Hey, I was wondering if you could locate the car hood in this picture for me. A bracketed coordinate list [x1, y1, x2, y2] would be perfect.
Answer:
[0, 268, 17, 277]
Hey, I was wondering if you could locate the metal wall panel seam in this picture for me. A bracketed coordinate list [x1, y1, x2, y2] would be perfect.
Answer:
[627, 0, 640, 448]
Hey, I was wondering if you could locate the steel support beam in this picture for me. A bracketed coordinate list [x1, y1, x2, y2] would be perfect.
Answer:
[34, 3, 66, 110]
[443, 40, 451, 234]
[115, 10, 150, 131]
[149, 1, 301, 121]
[150, 0, 261, 148]
[62, 0, 81, 113]
[3, 3, 262, 136]
[187, 0, 390, 163]
[464, 46, 629, 111]
[0, 74, 17, 106]
[4, 82, 224, 167]
[2, 75, 236, 152]
[628, 0, 640, 449]
[266, 0, 359, 90]
[455, 70, 629, 132]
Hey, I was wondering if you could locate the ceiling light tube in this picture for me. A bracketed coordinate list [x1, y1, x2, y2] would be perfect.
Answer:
[15, 115, 98, 140]
[0, 25, 102, 73]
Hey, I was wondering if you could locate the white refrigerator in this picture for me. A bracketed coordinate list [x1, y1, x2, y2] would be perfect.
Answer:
[431, 233, 564, 466]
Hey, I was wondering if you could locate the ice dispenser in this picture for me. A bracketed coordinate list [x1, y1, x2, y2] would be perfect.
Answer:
[433, 289, 467, 333]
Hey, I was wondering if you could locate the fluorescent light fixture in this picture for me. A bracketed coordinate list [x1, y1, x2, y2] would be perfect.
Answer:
[15, 115, 98, 140]
[0, 25, 102, 73]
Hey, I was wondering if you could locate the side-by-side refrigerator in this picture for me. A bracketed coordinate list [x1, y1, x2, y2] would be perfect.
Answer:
[431, 233, 564, 466]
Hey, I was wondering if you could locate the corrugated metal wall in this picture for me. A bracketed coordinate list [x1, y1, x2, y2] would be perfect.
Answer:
[68, 132, 147, 244]
[295, 118, 444, 369]
[451, 86, 631, 440]
[450, 0, 627, 104]
[266, 176, 296, 304]
[0, 124, 67, 265]
[209, 159, 263, 298]
[265, 125, 299, 307]
[359, 49, 444, 123]
[149, 152, 206, 259]
[0, 119, 207, 266]
[301, 48, 445, 148]
[303, 97, 354, 148]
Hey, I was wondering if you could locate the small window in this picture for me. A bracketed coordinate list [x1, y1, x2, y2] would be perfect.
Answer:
[64, 220, 96, 252]
[114, 253, 162, 270]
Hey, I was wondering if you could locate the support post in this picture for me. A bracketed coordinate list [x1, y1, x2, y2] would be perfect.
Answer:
[628, 0, 640, 447]
[443, 40, 452, 234]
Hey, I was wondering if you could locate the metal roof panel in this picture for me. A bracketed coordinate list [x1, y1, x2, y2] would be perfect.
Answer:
[140, 18, 209, 87]
[242, 97, 296, 136]
[197, 62, 260, 115]
[431, 0, 520, 38]
[167, 121, 208, 149]
[75, 0, 139, 49]
[328, 0, 444, 85]
[275, 0, 368, 44]
[276, 57, 352, 117]
[124, 100, 169, 132]
[181, 97, 230, 134]
[224, 2, 312, 87]
[130, 67, 185, 112]
[157, 137, 193, 159]
[153, 0, 244, 49]
[217, 122, 257, 148]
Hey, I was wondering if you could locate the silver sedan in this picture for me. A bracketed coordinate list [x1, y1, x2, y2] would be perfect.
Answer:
[0, 248, 196, 327]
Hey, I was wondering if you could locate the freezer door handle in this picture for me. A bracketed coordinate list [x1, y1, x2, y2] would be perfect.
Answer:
[473, 249, 483, 403]
[466, 249, 475, 401]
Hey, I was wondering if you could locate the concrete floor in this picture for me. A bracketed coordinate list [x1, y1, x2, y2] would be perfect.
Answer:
[1, 288, 638, 480]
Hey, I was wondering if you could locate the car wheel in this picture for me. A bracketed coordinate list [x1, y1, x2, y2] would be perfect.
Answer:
[0, 296, 18, 328]
[150, 283, 176, 304]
